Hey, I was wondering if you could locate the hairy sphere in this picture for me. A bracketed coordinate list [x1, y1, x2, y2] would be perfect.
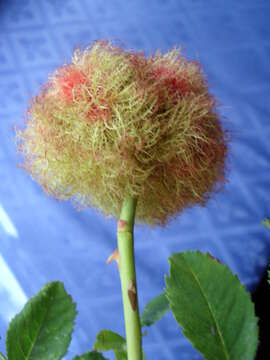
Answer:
[17, 41, 227, 225]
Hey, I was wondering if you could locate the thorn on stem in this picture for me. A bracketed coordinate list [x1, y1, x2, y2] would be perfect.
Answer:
[128, 280, 137, 311]
[106, 248, 120, 269]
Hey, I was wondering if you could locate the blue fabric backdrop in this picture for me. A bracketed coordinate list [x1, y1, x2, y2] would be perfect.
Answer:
[0, 0, 270, 359]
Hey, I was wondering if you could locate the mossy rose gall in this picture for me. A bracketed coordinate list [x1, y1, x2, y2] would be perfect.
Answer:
[17, 40, 227, 225]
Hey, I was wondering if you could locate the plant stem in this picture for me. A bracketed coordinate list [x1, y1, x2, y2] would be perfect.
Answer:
[117, 195, 142, 360]
[0, 353, 6, 360]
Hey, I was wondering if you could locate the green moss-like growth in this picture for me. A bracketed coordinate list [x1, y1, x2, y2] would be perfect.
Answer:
[17, 41, 227, 225]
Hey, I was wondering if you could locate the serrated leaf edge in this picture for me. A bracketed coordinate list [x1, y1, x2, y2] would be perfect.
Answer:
[6, 281, 77, 360]
[165, 251, 259, 360]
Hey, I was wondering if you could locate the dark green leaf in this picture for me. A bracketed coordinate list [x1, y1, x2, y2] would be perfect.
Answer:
[166, 251, 258, 360]
[7, 281, 76, 360]
[141, 292, 169, 327]
[94, 330, 127, 360]
[73, 351, 107, 359]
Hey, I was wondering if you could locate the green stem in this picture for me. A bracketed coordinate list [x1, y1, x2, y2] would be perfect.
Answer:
[0, 353, 7, 360]
[117, 196, 142, 360]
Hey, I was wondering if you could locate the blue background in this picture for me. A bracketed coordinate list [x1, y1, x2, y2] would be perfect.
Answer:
[0, 0, 270, 359]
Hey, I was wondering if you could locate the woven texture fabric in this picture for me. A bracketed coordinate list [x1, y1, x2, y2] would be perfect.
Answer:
[0, 1, 270, 358]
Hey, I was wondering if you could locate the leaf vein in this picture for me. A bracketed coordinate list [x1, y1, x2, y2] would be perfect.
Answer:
[185, 262, 229, 360]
